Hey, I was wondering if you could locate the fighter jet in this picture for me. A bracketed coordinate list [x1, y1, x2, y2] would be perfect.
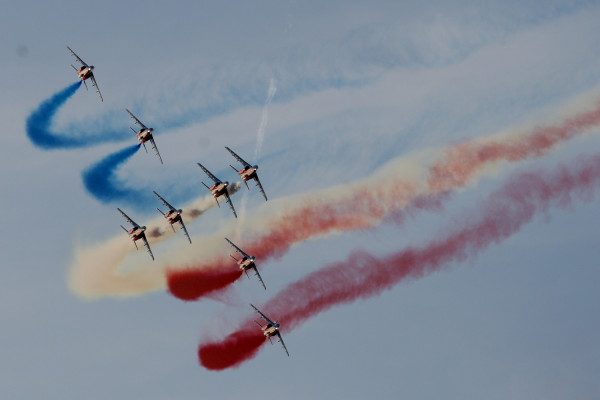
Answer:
[251, 304, 289, 356]
[154, 191, 191, 244]
[225, 146, 267, 201]
[197, 163, 237, 218]
[126, 109, 163, 164]
[117, 208, 154, 261]
[225, 238, 266, 289]
[67, 46, 103, 102]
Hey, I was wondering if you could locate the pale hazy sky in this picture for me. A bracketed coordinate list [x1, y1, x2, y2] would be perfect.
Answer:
[1, 1, 599, 399]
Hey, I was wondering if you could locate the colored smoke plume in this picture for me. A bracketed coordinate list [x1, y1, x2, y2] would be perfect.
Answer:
[170, 97, 600, 301]
[82, 144, 141, 205]
[68, 183, 242, 299]
[427, 100, 600, 193]
[26, 82, 82, 149]
[197, 152, 600, 369]
[71, 94, 600, 300]
[199, 328, 266, 370]
[167, 263, 243, 301]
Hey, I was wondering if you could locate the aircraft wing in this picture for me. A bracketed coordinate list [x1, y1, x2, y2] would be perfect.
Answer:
[197, 163, 221, 184]
[223, 191, 237, 218]
[250, 304, 275, 325]
[253, 175, 268, 201]
[275, 331, 290, 357]
[253, 266, 267, 290]
[149, 137, 163, 164]
[225, 238, 249, 258]
[225, 146, 251, 168]
[141, 234, 155, 261]
[67, 46, 88, 66]
[179, 220, 192, 244]
[90, 75, 103, 102]
[125, 109, 147, 129]
[152, 191, 175, 211]
[117, 207, 139, 228]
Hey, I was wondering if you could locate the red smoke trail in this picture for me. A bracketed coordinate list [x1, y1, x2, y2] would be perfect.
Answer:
[199, 328, 266, 370]
[198, 153, 600, 370]
[168, 101, 600, 302]
[427, 102, 600, 192]
[167, 261, 242, 301]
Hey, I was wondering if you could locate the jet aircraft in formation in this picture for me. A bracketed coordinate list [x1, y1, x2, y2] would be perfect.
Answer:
[225, 238, 266, 289]
[197, 163, 238, 218]
[67, 46, 103, 102]
[226, 146, 268, 201]
[117, 208, 154, 261]
[251, 304, 289, 357]
[154, 191, 191, 244]
[126, 109, 163, 164]
[72, 46, 289, 357]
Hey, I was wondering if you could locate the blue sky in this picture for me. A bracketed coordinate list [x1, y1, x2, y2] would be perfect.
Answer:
[1, 1, 600, 399]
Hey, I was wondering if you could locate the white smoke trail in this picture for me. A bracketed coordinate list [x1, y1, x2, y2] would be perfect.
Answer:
[254, 78, 277, 160]
[68, 183, 241, 299]
[69, 154, 426, 299]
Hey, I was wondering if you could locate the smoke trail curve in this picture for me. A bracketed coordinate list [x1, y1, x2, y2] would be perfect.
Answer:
[82, 144, 141, 205]
[198, 152, 600, 370]
[68, 183, 242, 299]
[26, 82, 83, 149]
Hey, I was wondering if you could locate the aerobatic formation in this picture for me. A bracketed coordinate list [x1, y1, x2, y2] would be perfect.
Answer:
[23, 45, 600, 370]
[69, 45, 282, 354]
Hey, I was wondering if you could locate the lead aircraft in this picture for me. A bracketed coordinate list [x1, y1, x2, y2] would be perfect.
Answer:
[197, 163, 237, 218]
[117, 208, 154, 261]
[67, 46, 103, 102]
[225, 238, 266, 289]
[126, 109, 163, 164]
[251, 304, 289, 356]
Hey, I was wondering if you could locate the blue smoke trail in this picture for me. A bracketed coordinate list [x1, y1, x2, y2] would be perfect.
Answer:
[82, 144, 145, 207]
[82, 144, 203, 212]
[26, 82, 129, 149]
[26, 82, 84, 149]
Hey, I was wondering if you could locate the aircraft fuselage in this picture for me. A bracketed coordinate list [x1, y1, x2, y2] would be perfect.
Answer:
[164, 210, 182, 224]
[136, 129, 153, 143]
[210, 182, 228, 198]
[239, 257, 255, 270]
[128, 227, 146, 241]
[262, 324, 279, 337]
[238, 167, 257, 181]
[77, 67, 93, 81]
